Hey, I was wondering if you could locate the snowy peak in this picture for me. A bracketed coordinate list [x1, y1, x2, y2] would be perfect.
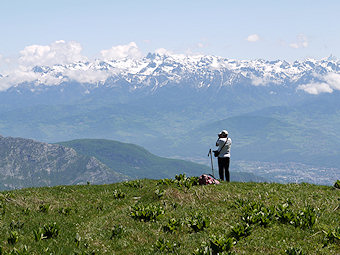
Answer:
[1, 54, 340, 95]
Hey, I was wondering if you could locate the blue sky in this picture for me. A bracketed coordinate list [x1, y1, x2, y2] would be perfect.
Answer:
[0, 0, 339, 61]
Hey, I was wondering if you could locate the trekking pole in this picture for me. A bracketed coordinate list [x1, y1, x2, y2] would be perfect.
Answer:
[208, 149, 215, 178]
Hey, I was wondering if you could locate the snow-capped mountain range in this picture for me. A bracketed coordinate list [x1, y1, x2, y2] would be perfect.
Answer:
[1, 53, 340, 95]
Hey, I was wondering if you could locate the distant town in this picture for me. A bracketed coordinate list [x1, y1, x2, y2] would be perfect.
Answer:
[233, 161, 339, 185]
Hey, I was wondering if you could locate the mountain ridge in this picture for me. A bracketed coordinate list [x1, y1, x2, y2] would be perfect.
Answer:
[0, 135, 128, 190]
[0, 136, 267, 190]
[1, 54, 340, 95]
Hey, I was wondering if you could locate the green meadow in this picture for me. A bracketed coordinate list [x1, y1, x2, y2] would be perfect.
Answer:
[0, 176, 339, 254]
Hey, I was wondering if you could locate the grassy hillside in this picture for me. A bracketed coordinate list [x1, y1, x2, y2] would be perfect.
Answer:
[58, 139, 211, 179]
[0, 178, 338, 254]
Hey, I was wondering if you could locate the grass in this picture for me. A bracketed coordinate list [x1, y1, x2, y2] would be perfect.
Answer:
[0, 178, 338, 254]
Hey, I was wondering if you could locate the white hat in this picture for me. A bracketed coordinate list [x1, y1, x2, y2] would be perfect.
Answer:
[219, 130, 228, 136]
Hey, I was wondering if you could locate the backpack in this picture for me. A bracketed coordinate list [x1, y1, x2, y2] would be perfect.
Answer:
[199, 174, 220, 185]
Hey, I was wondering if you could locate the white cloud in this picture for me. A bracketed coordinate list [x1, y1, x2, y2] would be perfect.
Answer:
[0, 66, 110, 90]
[0, 68, 40, 91]
[289, 34, 308, 49]
[0, 40, 120, 89]
[19, 40, 87, 67]
[250, 75, 280, 86]
[100, 42, 142, 61]
[37, 74, 64, 86]
[297, 73, 340, 94]
[155, 48, 173, 55]
[323, 73, 340, 90]
[298, 82, 333, 94]
[251, 76, 268, 86]
[246, 34, 260, 42]
[64, 69, 109, 84]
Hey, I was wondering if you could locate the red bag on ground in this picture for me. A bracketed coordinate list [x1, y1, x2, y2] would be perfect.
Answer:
[199, 174, 220, 185]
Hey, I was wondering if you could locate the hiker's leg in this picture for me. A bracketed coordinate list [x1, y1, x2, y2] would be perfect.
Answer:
[225, 157, 230, 182]
[218, 157, 224, 180]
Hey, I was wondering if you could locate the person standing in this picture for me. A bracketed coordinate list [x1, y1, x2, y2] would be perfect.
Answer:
[215, 130, 232, 182]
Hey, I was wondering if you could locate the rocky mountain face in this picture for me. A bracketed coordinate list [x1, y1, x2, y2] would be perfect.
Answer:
[0, 135, 128, 190]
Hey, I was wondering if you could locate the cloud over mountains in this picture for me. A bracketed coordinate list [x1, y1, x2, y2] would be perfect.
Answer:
[19, 40, 87, 67]
[297, 73, 340, 95]
[100, 42, 142, 61]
